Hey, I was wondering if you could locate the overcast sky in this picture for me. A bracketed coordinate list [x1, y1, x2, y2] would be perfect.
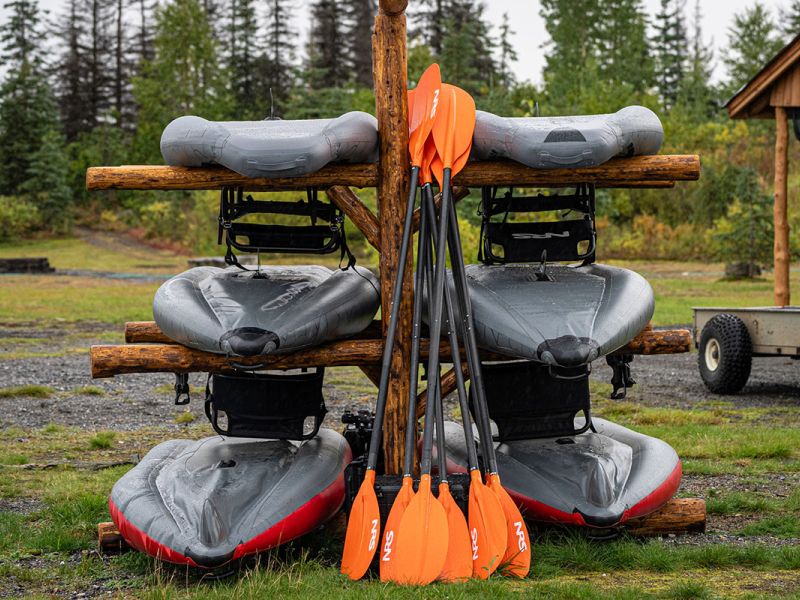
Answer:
[5, 0, 792, 84]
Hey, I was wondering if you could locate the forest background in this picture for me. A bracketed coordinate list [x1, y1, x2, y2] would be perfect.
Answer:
[1, 0, 799, 268]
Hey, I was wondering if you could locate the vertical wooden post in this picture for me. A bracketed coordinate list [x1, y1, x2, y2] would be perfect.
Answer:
[373, 1, 411, 474]
[774, 107, 790, 307]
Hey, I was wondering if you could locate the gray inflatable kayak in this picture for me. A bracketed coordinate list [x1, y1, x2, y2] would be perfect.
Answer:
[109, 429, 351, 568]
[442, 418, 681, 527]
[153, 265, 380, 356]
[432, 263, 654, 367]
[472, 106, 663, 169]
[160, 111, 378, 178]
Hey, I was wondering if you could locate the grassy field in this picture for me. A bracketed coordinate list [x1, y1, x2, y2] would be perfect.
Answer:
[2, 237, 798, 326]
[0, 235, 798, 598]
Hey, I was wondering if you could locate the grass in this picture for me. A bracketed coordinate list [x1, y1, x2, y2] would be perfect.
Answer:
[0, 384, 54, 399]
[72, 385, 106, 396]
[88, 431, 117, 449]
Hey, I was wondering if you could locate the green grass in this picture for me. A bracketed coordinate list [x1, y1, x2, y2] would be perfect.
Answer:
[0, 235, 186, 273]
[0, 384, 54, 399]
[174, 410, 196, 424]
[88, 431, 117, 450]
[72, 385, 106, 396]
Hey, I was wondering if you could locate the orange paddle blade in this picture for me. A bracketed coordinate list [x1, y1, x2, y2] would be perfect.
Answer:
[340, 470, 380, 580]
[437, 482, 472, 582]
[431, 83, 476, 171]
[430, 153, 444, 190]
[489, 474, 531, 578]
[394, 474, 449, 585]
[408, 64, 442, 166]
[379, 476, 415, 582]
[420, 137, 438, 186]
[467, 469, 506, 579]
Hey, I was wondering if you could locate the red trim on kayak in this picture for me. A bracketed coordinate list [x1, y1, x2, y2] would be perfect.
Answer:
[109, 446, 351, 568]
[621, 459, 682, 522]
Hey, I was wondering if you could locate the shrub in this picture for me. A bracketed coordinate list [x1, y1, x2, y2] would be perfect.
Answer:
[0, 196, 43, 241]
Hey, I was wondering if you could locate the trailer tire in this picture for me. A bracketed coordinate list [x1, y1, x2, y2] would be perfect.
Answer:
[698, 314, 752, 394]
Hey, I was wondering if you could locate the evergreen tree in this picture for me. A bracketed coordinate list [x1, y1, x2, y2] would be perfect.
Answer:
[112, 0, 135, 127]
[413, 0, 447, 56]
[653, 0, 688, 110]
[255, 0, 296, 117]
[308, 0, 349, 89]
[21, 129, 73, 231]
[344, 0, 376, 88]
[226, 0, 258, 115]
[779, 1, 800, 42]
[132, 0, 157, 66]
[496, 12, 517, 91]
[723, 3, 784, 95]
[439, 1, 495, 93]
[679, 0, 714, 118]
[82, 0, 115, 129]
[0, 0, 72, 228]
[594, 0, 653, 94]
[133, 0, 232, 161]
[52, 0, 87, 141]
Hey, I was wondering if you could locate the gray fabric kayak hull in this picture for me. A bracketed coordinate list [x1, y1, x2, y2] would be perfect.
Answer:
[472, 106, 663, 169]
[431, 263, 654, 367]
[153, 265, 380, 356]
[442, 418, 681, 527]
[109, 429, 351, 568]
[160, 111, 378, 178]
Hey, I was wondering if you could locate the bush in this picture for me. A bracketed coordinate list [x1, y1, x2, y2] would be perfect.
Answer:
[0, 196, 43, 241]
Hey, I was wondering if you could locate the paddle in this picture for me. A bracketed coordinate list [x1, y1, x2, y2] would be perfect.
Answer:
[340, 64, 442, 581]
[442, 187, 532, 579]
[422, 184, 506, 580]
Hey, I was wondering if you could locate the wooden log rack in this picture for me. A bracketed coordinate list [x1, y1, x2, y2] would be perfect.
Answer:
[86, 0, 701, 481]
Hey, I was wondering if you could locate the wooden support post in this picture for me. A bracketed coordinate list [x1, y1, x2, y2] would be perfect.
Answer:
[325, 186, 381, 252]
[373, 6, 411, 475]
[625, 498, 706, 536]
[774, 107, 791, 307]
[98, 522, 128, 553]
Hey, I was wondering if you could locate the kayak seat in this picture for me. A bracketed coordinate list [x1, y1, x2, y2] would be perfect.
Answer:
[472, 105, 663, 169]
[160, 111, 379, 178]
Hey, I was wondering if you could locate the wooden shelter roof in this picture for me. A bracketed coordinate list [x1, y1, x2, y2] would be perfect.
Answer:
[726, 33, 800, 119]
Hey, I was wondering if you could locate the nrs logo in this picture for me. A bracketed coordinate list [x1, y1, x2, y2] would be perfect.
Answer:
[514, 521, 528, 552]
[430, 89, 440, 119]
[381, 530, 394, 562]
[471, 527, 479, 560]
[368, 519, 379, 552]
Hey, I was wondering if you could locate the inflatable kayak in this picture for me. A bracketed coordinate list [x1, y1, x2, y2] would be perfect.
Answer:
[153, 265, 380, 357]
[472, 106, 663, 169]
[436, 263, 654, 367]
[160, 111, 378, 178]
[109, 430, 351, 568]
[442, 418, 681, 527]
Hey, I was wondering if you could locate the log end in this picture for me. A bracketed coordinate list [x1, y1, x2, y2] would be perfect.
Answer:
[98, 522, 128, 554]
[626, 498, 707, 537]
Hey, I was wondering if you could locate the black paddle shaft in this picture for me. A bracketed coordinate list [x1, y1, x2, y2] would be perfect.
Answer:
[445, 192, 500, 475]
[419, 168, 453, 475]
[401, 179, 432, 477]
[423, 185, 481, 473]
[366, 166, 420, 472]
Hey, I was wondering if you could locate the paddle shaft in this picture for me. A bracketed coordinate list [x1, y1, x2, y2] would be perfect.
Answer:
[419, 168, 453, 475]
[367, 165, 420, 472]
[422, 184, 481, 473]
[443, 188, 500, 476]
[401, 177, 431, 477]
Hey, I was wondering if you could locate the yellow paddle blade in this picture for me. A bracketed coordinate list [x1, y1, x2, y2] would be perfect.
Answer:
[431, 83, 476, 172]
[394, 474, 449, 585]
[468, 469, 506, 579]
[379, 476, 415, 582]
[340, 470, 380, 580]
[489, 474, 532, 578]
[408, 64, 442, 167]
[437, 482, 473, 582]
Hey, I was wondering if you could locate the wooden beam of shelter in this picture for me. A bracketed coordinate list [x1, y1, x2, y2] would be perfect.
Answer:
[774, 107, 791, 306]
[325, 186, 381, 251]
[85, 155, 699, 192]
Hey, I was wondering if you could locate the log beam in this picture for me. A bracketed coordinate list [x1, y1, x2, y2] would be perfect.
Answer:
[411, 186, 470, 234]
[416, 362, 471, 421]
[325, 186, 381, 251]
[774, 107, 790, 306]
[98, 522, 128, 554]
[625, 498, 706, 537]
[85, 155, 699, 192]
[373, 8, 411, 475]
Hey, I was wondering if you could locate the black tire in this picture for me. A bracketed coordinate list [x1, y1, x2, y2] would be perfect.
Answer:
[697, 314, 752, 394]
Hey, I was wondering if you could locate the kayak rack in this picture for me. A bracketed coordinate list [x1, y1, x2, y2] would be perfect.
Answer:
[85, 0, 700, 477]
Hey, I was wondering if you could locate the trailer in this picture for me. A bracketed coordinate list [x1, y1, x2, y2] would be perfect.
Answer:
[693, 307, 800, 393]
[696, 36, 800, 395]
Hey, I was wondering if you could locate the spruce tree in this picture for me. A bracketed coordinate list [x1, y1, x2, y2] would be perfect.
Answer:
[226, 0, 258, 115]
[439, 1, 495, 93]
[112, 0, 135, 127]
[594, 0, 653, 95]
[679, 0, 714, 118]
[723, 3, 784, 95]
[344, 0, 376, 88]
[254, 0, 295, 117]
[132, 0, 157, 66]
[308, 0, 349, 89]
[82, 0, 115, 129]
[779, 1, 800, 42]
[0, 0, 72, 228]
[653, 0, 688, 111]
[413, 0, 446, 56]
[496, 12, 517, 91]
[52, 0, 86, 141]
